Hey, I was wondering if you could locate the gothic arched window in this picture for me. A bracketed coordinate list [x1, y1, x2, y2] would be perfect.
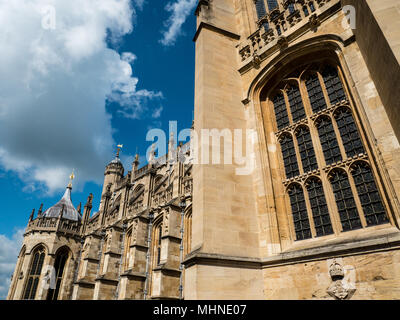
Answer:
[273, 92, 289, 130]
[322, 65, 347, 105]
[255, 0, 267, 19]
[295, 126, 318, 173]
[329, 169, 362, 231]
[267, 60, 392, 241]
[124, 229, 132, 271]
[153, 223, 163, 266]
[23, 246, 45, 300]
[287, 84, 306, 122]
[316, 116, 342, 165]
[350, 162, 388, 226]
[279, 134, 299, 179]
[305, 73, 327, 113]
[306, 178, 333, 237]
[288, 184, 311, 241]
[47, 247, 69, 300]
[334, 107, 365, 157]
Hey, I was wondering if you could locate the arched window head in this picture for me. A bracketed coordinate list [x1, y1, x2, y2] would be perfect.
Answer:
[288, 184, 311, 241]
[286, 84, 306, 123]
[322, 65, 347, 105]
[273, 92, 289, 130]
[23, 246, 45, 300]
[334, 107, 365, 158]
[279, 134, 299, 179]
[295, 126, 318, 173]
[350, 162, 388, 226]
[305, 73, 327, 113]
[315, 116, 342, 165]
[329, 170, 362, 232]
[305, 178, 333, 237]
[124, 230, 132, 271]
[47, 247, 69, 300]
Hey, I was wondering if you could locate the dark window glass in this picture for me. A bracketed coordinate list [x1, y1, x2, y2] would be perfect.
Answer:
[262, 21, 270, 32]
[351, 163, 389, 226]
[309, 2, 316, 12]
[47, 249, 68, 300]
[296, 127, 318, 173]
[316, 117, 342, 165]
[288, 184, 312, 240]
[267, 0, 278, 11]
[306, 73, 327, 113]
[255, 0, 267, 19]
[303, 5, 309, 16]
[280, 134, 300, 179]
[276, 25, 282, 35]
[322, 65, 347, 105]
[288, 3, 295, 14]
[306, 178, 333, 237]
[287, 85, 306, 123]
[330, 170, 362, 231]
[334, 108, 365, 158]
[23, 248, 45, 300]
[273, 93, 289, 130]
[157, 225, 162, 265]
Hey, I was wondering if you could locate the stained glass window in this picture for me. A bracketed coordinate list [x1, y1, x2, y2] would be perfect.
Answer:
[306, 73, 327, 113]
[23, 247, 45, 300]
[322, 65, 347, 105]
[316, 116, 342, 165]
[306, 178, 333, 237]
[288, 184, 312, 240]
[273, 92, 289, 130]
[255, 0, 267, 19]
[296, 127, 318, 173]
[267, 0, 279, 11]
[280, 134, 300, 179]
[334, 108, 365, 157]
[330, 170, 362, 231]
[287, 85, 306, 123]
[351, 162, 388, 226]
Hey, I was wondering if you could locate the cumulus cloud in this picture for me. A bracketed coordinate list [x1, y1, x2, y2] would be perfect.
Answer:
[0, 0, 161, 194]
[160, 0, 196, 46]
[0, 229, 24, 300]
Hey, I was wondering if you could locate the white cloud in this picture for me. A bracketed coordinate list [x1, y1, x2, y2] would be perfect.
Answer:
[160, 0, 197, 46]
[0, 0, 161, 194]
[0, 229, 24, 300]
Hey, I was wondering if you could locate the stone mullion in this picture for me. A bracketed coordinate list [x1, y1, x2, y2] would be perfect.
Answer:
[302, 182, 317, 238]
[282, 89, 294, 127]
[321, 172, 342, 235]
[292, 130, 305, 176]
[346, 167, 368, 228]
[330, 113, 348, 161]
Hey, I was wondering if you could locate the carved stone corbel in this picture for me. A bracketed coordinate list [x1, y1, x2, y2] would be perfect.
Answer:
[309, 14, 321, 31]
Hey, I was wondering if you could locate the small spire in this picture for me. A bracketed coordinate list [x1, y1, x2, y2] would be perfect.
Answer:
[77, 202, 82, 214]
[29, 209, 35, 221]
[68, 169, 75, 189]
[38, 203, 43, 215]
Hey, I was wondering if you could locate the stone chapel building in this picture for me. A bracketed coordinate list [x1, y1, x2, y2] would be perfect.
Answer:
[7, 0, 400, 300]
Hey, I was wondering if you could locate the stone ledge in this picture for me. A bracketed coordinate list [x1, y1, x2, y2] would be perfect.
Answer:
[183, 229, 400, 270]
[193, 22, 240, 43]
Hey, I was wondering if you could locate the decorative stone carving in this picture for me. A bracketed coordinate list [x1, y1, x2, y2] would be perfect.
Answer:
[326, 259, 356, 300]
[132, 220, 138, 244]
[309, 14, 321, 31]
[277, 36, 288, 50]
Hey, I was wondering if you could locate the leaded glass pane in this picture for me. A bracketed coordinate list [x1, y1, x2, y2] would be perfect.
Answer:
[334, 108, 365, 157]
[306, 178, 333, 237]
[255, 0, 267, 19]
[306, 73, 327, 113]
[273, 92, 289, 130]
[351, 163, 388, 226]
[296, 127, 318, 173]
[322, 65, 347, 105]
[330, 170, 362, 231]
[280, 134, 300, 179]
[288, 3, 295, 14]
[303, 5, 309, 16]
[289, 184, 312, 240]
[267, 0, 278, 11]
[316, 117, 342, 165]
[287, 85, 306, 123]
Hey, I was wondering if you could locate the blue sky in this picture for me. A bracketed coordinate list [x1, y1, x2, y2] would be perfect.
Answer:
[0, 0, 197, 299]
